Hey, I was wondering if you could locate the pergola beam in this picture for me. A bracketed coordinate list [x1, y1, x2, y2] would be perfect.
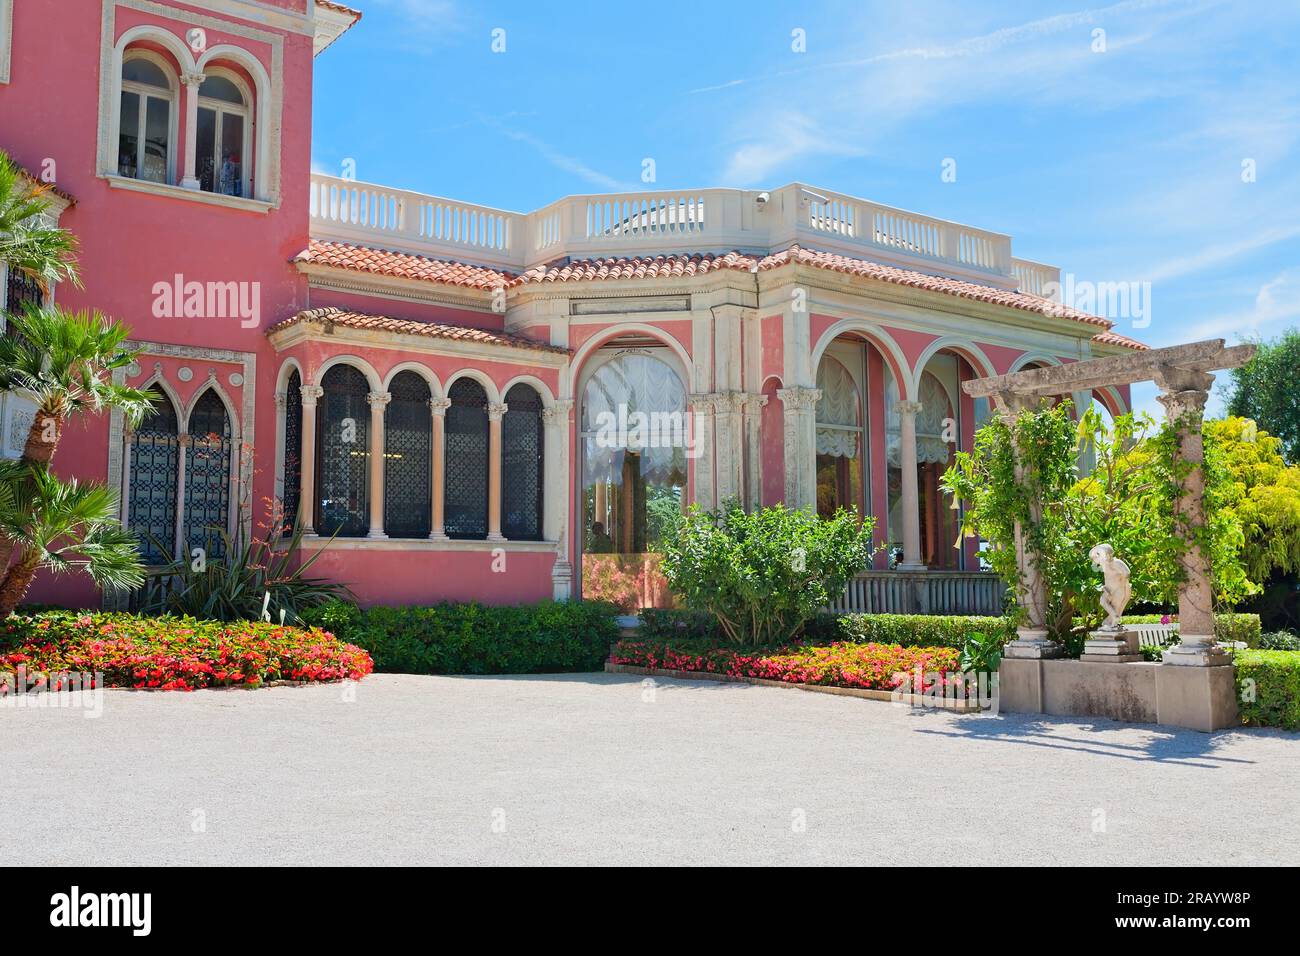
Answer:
[962, 339, 1255, 399]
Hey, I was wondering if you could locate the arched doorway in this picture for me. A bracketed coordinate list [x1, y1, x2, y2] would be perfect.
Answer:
[578, 344, 688, 610]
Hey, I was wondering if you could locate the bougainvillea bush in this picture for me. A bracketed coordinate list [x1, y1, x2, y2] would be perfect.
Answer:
[0, 610, 373, 691]
[610, 638, 959, 692]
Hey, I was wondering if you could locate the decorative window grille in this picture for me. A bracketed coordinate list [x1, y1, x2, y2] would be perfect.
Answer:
[444, 377, 488, 539]
[315, 364, 370, 537]
[281, 370, 302, 536]
[502, 383, 543, 540]
[129, 387, 180, 564]
[184, 390, 232, 558]
[384, 371, 432, 537]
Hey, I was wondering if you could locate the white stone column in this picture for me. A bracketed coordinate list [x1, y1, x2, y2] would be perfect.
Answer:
[428, 398, 450, 540]
[743, 393, 768, 510]
[174, 433, 190, 558]
[180, 70, 205, 190]
[993, 391, 1059, 658]
[1155, 370, 1225, 666]
[688, 394, 717, 510]
[712, 391, 747, 506]
[487, 402, 507, 541]
[895, 400, 926, 571]
[776, 386, 820, 512]
[298, 385, 322, 535]
[543, 400, 575, 598]
[366, 391, 390, 539]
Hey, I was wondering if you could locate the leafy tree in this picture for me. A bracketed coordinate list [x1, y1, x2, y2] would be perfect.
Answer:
[660, 503, 875, 646]
[1225, 329, 1300, 463]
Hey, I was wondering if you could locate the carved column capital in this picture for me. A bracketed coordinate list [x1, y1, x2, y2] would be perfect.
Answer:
[181, 70, 206, 89]
[541, 400, 573, 426]
[367, 391, 391, 410]
[1156, 387, 1211, 424]
[776, 386, 821, 411]
[428, 397, 452, 416]
[299, 385, 324, 408]
[894, 399, 923, 418]
[487, 402, 509, 422]
[274, 391, 289, 410]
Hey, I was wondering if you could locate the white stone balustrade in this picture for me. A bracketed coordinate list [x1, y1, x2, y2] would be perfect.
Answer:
[308, 175, 1032, 288]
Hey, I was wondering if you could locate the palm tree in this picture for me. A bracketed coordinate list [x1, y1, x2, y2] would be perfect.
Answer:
[0, 149, 80, 293]
[0, 462, 145, 616]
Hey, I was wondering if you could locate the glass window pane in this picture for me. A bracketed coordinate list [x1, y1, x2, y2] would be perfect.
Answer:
[502, 384, 543, 540]
[444, 378, 488, 539]
[141, 96, 170, 183]
[196, 107, 217, 193]
[123, 58, 169, 88]
[316, 366, 370, 537]
[281, 371, 303, 537]
[219, 113, 244, 196]
[184, 391, 232, 559]
[384, 372, 431, 538]
[128, 388, 180, 565]
[199, 75, 244, 104]
[117, 91, 140, 178]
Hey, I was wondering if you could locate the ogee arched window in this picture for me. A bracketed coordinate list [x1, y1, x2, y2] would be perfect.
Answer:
[184, 389, 233, 557]
[281, 369, 302, 536]
[128, 387, 180, 563]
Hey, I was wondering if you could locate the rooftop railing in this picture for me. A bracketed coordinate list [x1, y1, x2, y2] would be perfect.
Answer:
[309, 175, 1040, 290]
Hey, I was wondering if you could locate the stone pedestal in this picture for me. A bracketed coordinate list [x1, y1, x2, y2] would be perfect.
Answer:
[1154, 663, 1238, 732]
[1162, 638, 1231, 667]
[1003, 628, 1064, 659]
[1081, 626, 1142, 663]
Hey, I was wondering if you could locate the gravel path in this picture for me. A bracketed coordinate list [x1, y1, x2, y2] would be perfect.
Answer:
[4, 672, 1296, 865]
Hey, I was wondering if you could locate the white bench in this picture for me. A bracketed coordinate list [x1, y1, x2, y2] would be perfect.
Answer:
[1127, 622, 1179, 647]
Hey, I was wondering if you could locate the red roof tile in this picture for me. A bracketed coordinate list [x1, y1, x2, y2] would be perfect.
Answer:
[515, 252, 758, 284]
[295, 240, 512, 290]
[1091, 330, 1149, 351]
[265, 307, 568, 355]
[316, 0, 362, 21]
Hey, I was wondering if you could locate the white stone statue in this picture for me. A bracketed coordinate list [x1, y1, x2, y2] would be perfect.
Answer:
[1089, 543, 1132, 631]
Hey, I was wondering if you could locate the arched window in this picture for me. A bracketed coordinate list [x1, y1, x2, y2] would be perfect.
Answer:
[128, 387, 180, 563]
[316, 364, 370, 537]
[281, 369, 302, 535]
[815, 355, 864, 519]
[118, 54, 175, 184]
[444, 377, 489, 539]
[502, 383, 544, 540]
[184, 390, 233, 557]
[384, 371, 432, 538]
[579, 350, 687, 610]
[196, 70, 250, 197]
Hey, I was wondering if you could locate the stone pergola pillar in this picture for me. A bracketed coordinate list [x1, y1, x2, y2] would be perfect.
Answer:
[1155, 368, 1224, 665]
[543, 400, 574, 598]
[895, 400, 926, 571]
[777, 386, 819, 511]
[486, 402, 507, 541]
[180, 70, 204, 190]
[298, 385, 323, 534]
[428, 398, 450, 540]
[993, 390, 1058, 658]
[366, 391, 390, 539]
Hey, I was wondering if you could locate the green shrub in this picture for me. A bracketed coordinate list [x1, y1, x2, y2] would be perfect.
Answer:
[808, 613, 1017, 650]
[1258, 631, 1300, 651]
[301, 600, 620, 675]
[659, 503, 875, 646]
[1235, 649, 1300, 730]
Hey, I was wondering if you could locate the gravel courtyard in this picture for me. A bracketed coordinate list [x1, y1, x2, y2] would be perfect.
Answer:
[4, 672, 1297, 866]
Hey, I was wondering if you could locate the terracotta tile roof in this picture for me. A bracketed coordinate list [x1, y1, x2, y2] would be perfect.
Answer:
[295, 240, 512, 290]
[265, 307, 568, 355]
[758, 245, 1111, 329]
[14, 163, 76, 206]
[1091, 330, 1149, 351]
[514, 252, 759, 285]
[316, 0, 362, 21]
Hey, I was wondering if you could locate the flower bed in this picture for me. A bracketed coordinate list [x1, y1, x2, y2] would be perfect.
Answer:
[0, 610, 373, 691]
[610, 638, 960, 692]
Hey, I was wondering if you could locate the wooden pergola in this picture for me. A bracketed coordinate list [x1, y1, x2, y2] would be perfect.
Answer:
[963, 339, 1256, 666]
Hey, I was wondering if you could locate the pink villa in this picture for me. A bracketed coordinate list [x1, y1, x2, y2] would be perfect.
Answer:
[0, 0, 1146, 614]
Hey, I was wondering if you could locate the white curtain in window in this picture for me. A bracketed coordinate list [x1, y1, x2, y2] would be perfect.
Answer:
[815, 358, 859, 458]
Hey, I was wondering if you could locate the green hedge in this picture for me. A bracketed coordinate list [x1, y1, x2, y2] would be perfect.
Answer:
[1120, 613, 1262, 647]
[300, 600, 620, 675]
[1235, 650, 1300, 731]
[639, 608, 1014, 650]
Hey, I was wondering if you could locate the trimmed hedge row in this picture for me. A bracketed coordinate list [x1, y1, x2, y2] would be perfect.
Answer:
[301, 600, 621, 675]
[1235, 650, 1300, 731]
[640, 608, 1014, 650]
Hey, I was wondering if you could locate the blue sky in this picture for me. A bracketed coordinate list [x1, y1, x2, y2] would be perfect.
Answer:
[310, 0, 1300, 418]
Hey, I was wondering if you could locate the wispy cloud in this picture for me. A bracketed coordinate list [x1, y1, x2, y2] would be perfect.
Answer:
[368, 0, 463, 44]
[480, 117, 631, 191]
[1183, 267, 1300, 341]
[722, 111, 865, 186]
